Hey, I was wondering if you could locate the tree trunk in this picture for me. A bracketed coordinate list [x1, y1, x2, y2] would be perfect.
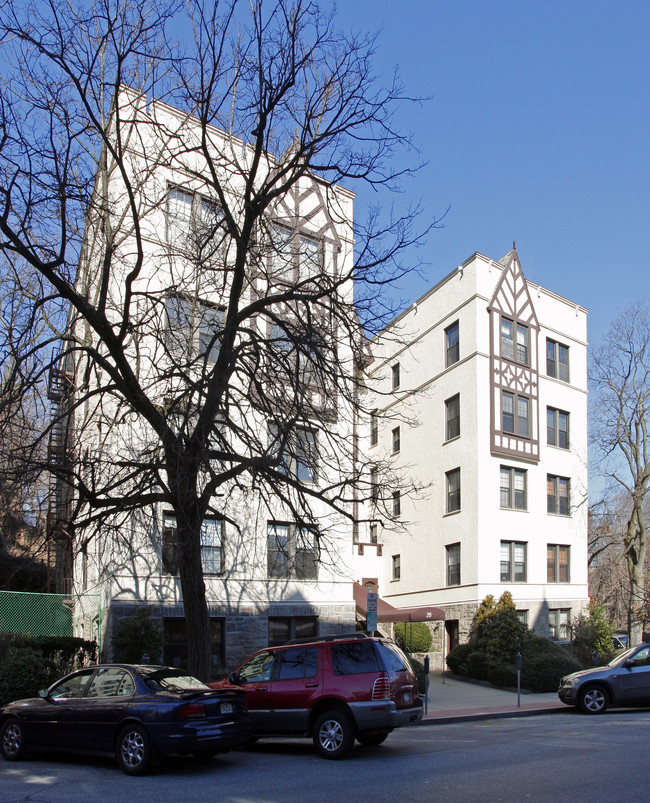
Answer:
[175, 492, 211, 681]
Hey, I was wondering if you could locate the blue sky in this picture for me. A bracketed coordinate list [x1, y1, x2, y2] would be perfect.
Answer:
[339, 0, 650, 347]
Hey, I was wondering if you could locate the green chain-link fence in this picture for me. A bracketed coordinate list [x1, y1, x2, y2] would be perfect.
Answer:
[0, 590, 101, 649]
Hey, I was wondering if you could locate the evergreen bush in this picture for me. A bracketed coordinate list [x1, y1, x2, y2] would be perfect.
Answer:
[0, 646, 50, 706]
[487, 662, 518, 688]
[111, 607, 163, 663]
[446, 642, 473, 675]
[393, 622, 432, 654]
[467, 650, 489, 680]
[572, 601, 615, 667]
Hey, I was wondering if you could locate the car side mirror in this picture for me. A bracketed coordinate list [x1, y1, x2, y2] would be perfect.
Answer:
[38, 689, 49, 699]
[625, 659, 636, 668]
[229, 671, 242, 685]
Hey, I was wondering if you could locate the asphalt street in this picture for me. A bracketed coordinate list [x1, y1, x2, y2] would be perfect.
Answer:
[2, 710, 649, 803]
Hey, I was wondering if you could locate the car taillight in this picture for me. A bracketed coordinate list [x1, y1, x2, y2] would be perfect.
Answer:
[179, 702, 207, 719]
[372, 676, 391, 700]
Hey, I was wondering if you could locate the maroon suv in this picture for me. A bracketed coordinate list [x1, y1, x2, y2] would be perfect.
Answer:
[210, 633, 422, 759]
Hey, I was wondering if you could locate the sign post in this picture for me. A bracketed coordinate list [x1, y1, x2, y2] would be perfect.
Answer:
[366, 592, 378, 634]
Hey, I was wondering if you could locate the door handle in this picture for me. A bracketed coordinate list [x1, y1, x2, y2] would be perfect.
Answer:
[305, 683, 319, 688]
[254, 687, 268, 692]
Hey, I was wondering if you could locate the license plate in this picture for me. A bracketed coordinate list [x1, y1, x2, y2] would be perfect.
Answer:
[220, 702, 234, 714]
[403, 692, 411, 704]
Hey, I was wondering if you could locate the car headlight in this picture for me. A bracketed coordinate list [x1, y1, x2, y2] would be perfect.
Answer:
[560, 676, 579, 688]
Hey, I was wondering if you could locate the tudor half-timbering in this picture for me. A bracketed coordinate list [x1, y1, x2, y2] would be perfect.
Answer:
[365, 248, 589, 648]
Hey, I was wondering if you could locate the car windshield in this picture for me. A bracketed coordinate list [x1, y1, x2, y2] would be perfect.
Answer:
[138, 668, 210, 694]
[608, 645, 641, 667]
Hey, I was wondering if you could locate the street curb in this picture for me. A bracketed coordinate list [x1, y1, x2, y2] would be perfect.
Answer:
[418, 705, 570, 726]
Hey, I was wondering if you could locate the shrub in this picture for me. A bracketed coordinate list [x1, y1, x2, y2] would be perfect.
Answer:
[520, 635, 582, 692]
[393, 622, 432, 654]
[467, 650, 489, 680]
[408, 655, 427, 694]
[111, 607, 163, 663]
[487, 662, 518, 688]
[0, 646, 50, 706]
[572, 601, 615, 667]
[446, 642, 473, 676]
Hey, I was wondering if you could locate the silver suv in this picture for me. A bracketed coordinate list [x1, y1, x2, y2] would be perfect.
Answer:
[558, 643, 650, 714]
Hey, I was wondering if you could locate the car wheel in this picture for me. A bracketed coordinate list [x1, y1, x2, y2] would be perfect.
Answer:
[578, 685, 609, 714]
[1, 717, 26, 761]
[312, 710, 355, 760]
[356, 729, 391, 746]
[116, 723, 153, 775]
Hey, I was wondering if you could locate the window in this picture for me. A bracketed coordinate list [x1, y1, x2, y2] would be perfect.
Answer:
[370, 411, 378, 446]
[167, 188, 223, 253]
[446, 468, 461, 513]
[547, 408, 570, 449]
[546, 339, 570, 382]
[445, 394, 460, 441]
[332, 641, 380, 675]
[166, 295, 224, 363]
[237, 650, 275, 682]
[547, 544, 570, 582]
[299, 233, 321, 278]
[445, 321, 460, 367]
[502, 391, 529, 437]
[547, 475, 571, 516]
[446, 542, 461, 585]
[275, 647, 318, 679]
[548, 608, 571, 640]
[391, 426, 401, 453]
[500, 540, 527, 582]
[200, 518, 222, 574]
[500, 466, 527, 510]
[163, 617, 224, 677]
[392, 362, 400, 390]
[269, 223, 321, 281]
[392, 554, 401, 580]
[392, 490, 401, 517]
[268, 617, 318, 647]
[162, 514, 223, 575]
[501, 318, 529, 365]
[267, 522, 318, 580]
[268, 425, 317, 483]
[369, 523, 378, 544]
[370, 467, 379, 503]
[87, 667, 135, 699]
[516, 610, 528, 626]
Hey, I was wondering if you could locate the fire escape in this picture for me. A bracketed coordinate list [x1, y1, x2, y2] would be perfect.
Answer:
[46, 351, 75, 594]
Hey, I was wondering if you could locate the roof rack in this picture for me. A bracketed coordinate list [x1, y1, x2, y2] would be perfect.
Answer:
[283, 631, 373, 646]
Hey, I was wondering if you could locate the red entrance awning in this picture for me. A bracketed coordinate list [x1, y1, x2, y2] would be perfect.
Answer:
[353, 582, 445, 623]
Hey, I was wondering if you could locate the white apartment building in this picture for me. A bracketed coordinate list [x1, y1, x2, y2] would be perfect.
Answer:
[365, 249, 589, 649]
[60, 89, 364, 674]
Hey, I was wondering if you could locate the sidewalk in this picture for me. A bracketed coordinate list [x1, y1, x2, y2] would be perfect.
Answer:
[420, 672, 567, 724]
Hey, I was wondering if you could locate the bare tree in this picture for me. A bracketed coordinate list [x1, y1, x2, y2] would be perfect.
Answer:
[591, 302, 650, 645]
[0, 0, 431, 677]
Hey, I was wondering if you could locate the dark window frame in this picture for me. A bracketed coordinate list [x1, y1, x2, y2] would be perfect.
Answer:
[547, 543, 571, 583]
[445, 393, 460, 441]
[500, 465, 527, 510]
[446, 542, 461, 586]
[267, 521, 319, 580]
[446, 467, 461, 513]
[445, 321, 460, 367]
[547, 407, 570, 449]
[547, 474, 571, 516]
[500, 540, 527, 582]
[546, 338, 570, 382]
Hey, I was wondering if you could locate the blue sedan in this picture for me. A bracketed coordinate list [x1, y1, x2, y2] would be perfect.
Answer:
[0, 664, 251, 775]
